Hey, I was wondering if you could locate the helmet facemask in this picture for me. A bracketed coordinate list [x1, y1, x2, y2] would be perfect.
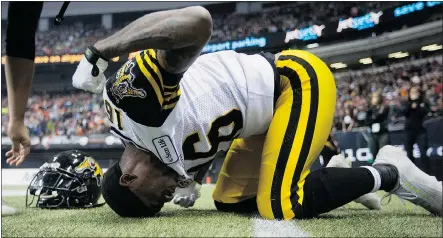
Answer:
[26, 151, 103, 208]
[26, 161, 101, 209]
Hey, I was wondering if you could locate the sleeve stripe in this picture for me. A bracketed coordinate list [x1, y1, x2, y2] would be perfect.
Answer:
[164, 89, 181, 102]
[143, 50, 164, 89]
[148, 49, 157, 59]
[141, 51, 164, 96]
[164, 84, 178, 90]
[163, 93, 180, 105]
[147, 49, 181, 88]
[162, 101, 178, 110]
[135, 53, 164, 105]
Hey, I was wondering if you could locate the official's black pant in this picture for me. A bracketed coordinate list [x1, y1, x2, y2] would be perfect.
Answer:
[404, 130, 430, 174]
[369, 132, 390, 160]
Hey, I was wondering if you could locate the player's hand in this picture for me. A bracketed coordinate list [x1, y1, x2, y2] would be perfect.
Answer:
[172, 181, 201, 208]
[72, 46, 109, 93]
[6, 120, 31, 166]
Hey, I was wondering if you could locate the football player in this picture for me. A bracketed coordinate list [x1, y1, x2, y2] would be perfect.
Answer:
[72, 6, 442, 219]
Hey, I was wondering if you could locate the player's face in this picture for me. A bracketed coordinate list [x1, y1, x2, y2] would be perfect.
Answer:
[127, 158, 178, 212]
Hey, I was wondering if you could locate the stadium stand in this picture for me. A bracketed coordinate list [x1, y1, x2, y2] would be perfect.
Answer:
[1, 2, 406, 56]
[1, 92, 108, 137]
[1, 54, 441, 138]
[334, 55, 443, 131]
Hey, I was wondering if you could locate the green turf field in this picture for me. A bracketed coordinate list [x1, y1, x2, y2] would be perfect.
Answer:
[2, 185, 442, 237]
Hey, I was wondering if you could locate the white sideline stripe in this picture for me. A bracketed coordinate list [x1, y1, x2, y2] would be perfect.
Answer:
[252, 216, 309, 237]
[2, 190, 27, 197]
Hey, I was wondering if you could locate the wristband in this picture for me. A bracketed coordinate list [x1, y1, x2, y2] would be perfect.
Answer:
[84, 46, 109, 77]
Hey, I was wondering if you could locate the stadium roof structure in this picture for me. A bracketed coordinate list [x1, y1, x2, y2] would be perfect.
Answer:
[307, 21, 442, 69]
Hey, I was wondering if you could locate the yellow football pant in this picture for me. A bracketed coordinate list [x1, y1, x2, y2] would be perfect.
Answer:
[213, 50, 336, 220]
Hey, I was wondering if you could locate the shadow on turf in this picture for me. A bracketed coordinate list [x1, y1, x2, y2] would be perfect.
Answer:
[159, 208, 257, 219]
[31, 208, 257, 224]
[159, 209, 436, 223]
[316, 211, 435, 220]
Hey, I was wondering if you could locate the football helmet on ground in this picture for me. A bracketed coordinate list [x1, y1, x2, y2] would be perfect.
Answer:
[26, 150, 104, 209]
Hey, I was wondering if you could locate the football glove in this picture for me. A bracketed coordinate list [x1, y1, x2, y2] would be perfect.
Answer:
[172, 181, 201, 208]
[72, 46, 109, 93]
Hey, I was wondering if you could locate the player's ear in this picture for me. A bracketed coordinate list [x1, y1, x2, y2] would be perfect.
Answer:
[119, 174, 137, 187]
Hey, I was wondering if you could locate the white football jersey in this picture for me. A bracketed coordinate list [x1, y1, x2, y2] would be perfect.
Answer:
[103, 49, 275, 183]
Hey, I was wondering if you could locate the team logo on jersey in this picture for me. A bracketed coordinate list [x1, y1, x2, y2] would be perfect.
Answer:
[153, 136, 180, 165]
[110, 61, 147, 103]
[75, 157, 104, 185]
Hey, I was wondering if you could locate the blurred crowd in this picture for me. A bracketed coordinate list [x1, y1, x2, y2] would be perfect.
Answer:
[1, 56, 441, 138]
[1, 2, 401, 56]
[333, 55, 443, 132]
[35, 22, 118, 56]
[1, 92, 109, 137]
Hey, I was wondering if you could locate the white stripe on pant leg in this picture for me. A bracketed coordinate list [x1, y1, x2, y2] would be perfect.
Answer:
[361, 166, 381, 193]
[252, 215, 309, 237]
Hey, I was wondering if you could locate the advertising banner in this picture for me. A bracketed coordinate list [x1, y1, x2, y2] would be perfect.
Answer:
[202, 32, 287, 54]
[321, 118, 443, 181]
[392, 1, 442, 18]
[285, 25, 326, 42]
[285, 2, 441, 43]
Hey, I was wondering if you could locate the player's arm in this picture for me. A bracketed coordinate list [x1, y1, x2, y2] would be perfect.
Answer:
[5, 2, 43, 121]
[73, 6, 212, 93]
[94, 6, 212, 74]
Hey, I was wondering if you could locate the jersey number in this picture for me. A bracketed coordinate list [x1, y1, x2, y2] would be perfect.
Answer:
[105, 100, 124, 130]
[182, 109, 243, 160]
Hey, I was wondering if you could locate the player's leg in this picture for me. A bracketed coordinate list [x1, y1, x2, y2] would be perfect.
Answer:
[256, 50, 336, 220]
[268, 145, 441, 218]
[326, 154, 382, 210]
[213, 134, 265, 213]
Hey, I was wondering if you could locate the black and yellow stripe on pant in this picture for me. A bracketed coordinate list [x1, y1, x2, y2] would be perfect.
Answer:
[213, 50, 336, 220]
